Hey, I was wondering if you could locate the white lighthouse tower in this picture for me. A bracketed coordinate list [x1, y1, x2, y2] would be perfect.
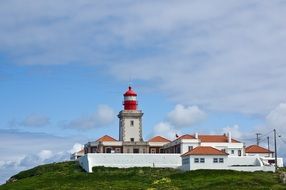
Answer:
[118, 86, 143, 142]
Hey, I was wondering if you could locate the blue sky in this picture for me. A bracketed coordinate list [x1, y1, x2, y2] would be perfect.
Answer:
[1, 0, 286, 184]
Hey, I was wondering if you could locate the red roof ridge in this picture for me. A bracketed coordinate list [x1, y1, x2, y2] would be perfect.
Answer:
[96, 135, 117, 142]
[177, 134, 195, 140]
[246, 145, 273, 153]
[149, 136, 171, 142]
[182, 146, 228, 156]
[198, 134, 240, 143]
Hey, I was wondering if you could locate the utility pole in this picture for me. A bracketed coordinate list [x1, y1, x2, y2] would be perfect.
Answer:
[267, 136, 270, 157]
[256, 133, 262, 145]
[274, 129, 278, 172]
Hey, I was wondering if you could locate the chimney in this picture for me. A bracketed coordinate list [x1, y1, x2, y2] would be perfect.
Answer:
[228, 132, 232, 143]
[195, 132, 198, 139]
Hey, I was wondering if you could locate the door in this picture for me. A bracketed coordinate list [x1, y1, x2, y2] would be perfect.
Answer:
[133, 148, 139, 153]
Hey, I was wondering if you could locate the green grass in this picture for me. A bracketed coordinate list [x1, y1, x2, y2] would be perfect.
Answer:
[0, 161, 285, 190]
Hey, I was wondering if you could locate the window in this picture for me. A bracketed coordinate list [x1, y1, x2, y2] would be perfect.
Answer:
[106, 147, 112, 153]
[238, 150, 241, 156]
[213, 158, 218, 163]
[130, 138, 134, 142]
[231, 150, 234, 154]
[130, 120, 134, 126]
[115, 148, 121, 153]
[200, 158, 205, 163]
[194, 158, 199, 163]
[219, 158, 224, 163]
[188, 146, 193, 151]
[151, 148, 156, 154]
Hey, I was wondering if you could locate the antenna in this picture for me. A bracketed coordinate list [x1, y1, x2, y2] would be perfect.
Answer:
[128, 76, 133, 87]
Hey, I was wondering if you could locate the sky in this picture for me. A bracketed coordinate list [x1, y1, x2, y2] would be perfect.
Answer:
[1, 0, 286, 184]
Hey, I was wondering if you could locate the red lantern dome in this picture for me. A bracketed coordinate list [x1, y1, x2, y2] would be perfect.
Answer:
[123, 86, 138, 110]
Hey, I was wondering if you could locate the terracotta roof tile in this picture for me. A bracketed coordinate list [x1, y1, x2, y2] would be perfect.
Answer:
[96, 135, 117, 142]
[182, 146, 228, 156]
[149, 136, 171, 142]
[198, 135, 240, 143]
[246, 145, 273, 153]
[177, 134, 195, 140]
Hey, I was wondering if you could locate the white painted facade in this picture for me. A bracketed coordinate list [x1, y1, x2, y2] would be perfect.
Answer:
[118, 110, 143, 142]
[163, 133, 244, 156]
[200, 142, 244, 156]
[246, 152, 272, 157]
[79, 153, 181, 173]
[123, 117, 141, 142]
[181, 155, 277, 172]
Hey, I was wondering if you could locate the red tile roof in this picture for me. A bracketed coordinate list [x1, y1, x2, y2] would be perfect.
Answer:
[198, 135, 240, 143]
[177, 134, 195, 140]
[246, 145, 273, 153]
[182, 146, 228, 156]
[149, 136, 171, 142]
[96, 135, 117, 142]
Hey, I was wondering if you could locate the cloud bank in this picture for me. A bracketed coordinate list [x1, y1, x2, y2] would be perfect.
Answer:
[20, 114, 50, 127]
[64, 105, 115, 130]
[152, 104, 206, 140]
[0, 1, 286, 115]
[167, 104, 206, 128]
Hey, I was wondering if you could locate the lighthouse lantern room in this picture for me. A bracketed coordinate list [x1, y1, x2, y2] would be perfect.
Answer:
[118, 86, 143, 142]
[123, 86, 138, 110]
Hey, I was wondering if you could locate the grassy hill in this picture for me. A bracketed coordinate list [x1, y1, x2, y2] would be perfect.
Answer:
[0, 161, 285, 190]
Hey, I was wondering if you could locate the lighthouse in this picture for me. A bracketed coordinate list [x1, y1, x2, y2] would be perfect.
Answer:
[118, 86, 143, 142]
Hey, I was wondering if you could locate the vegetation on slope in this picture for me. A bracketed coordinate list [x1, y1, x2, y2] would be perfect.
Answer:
[0, 161, 285, 190]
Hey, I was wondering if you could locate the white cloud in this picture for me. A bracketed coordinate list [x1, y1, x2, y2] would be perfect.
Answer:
[152, 122, 179, 141]
[245, 103, 286, 163]
[266, 103, 286, 131]
[0, 129, 84, 184]
[69, 143, 83, 154]
[20, 114, 50, 127]
[64, 105, 115, 130]
[222, 124, 242, 139]
[167, 104, 206, 128]
[37, 150, 53, 160]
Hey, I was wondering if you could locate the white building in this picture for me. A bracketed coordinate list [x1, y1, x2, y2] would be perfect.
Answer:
[78, 86, 284, 173]
[70, 149, 84, 160]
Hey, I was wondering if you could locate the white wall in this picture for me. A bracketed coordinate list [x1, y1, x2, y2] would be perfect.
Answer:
[227, 156, 261, 166]
[181, 155, 276, 172]
[181, 143, 199, 154]
[79, 153, 182, 172]
[79, 154, 90, 172]
[246, 153, 272, 157]
[123, 118, 141, 142]
[188, 156, 228, 170]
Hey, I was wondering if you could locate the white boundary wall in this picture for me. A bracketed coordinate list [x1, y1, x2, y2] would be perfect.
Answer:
[79, 153, 181, 172]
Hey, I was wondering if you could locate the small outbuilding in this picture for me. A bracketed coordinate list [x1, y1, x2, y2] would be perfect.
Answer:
[181, 146, 228, 171]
